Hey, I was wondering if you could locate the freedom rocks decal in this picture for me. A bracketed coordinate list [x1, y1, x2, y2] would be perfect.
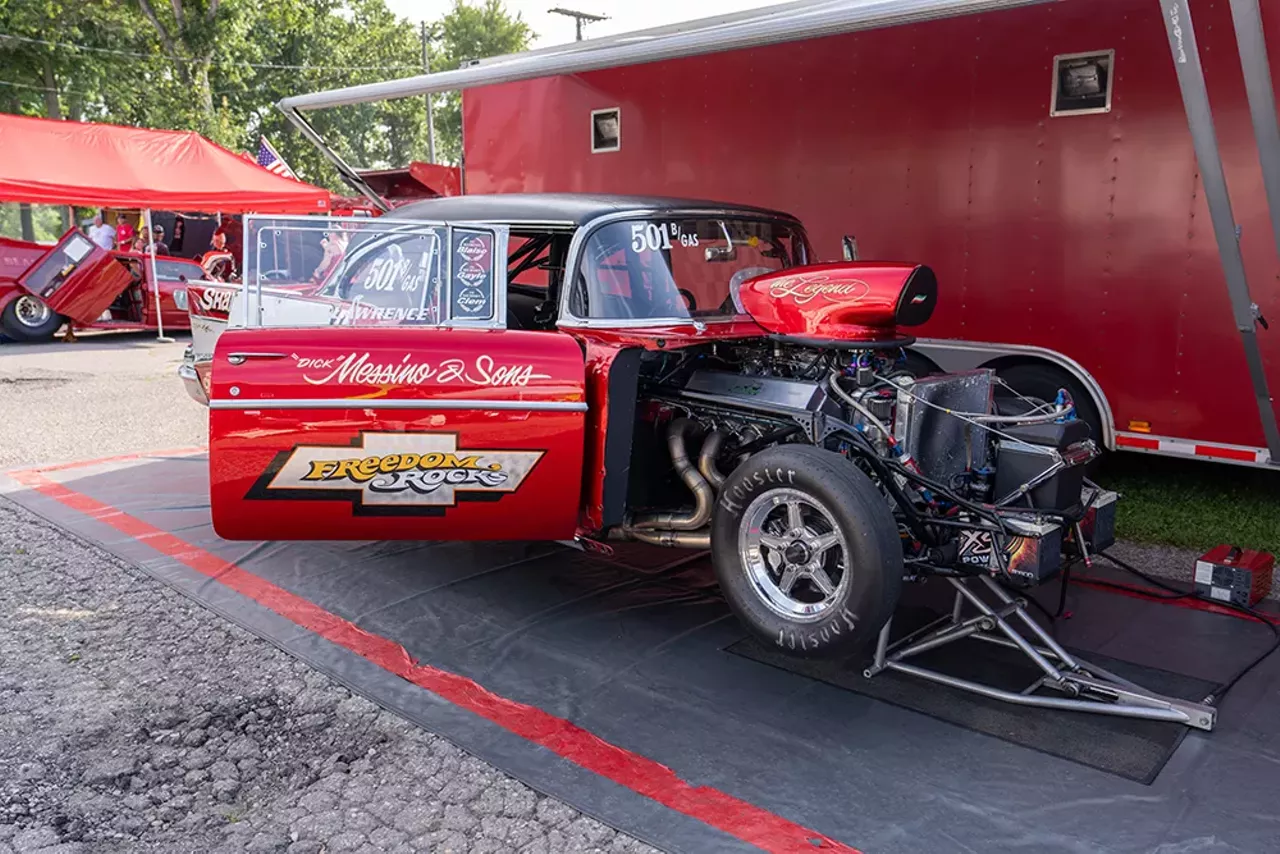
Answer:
[248, 432, 543, 516]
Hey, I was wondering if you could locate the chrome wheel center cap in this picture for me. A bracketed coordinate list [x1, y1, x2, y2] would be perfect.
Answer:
[783, 540, 811, 566]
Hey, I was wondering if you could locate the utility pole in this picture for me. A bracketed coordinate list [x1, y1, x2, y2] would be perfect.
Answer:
[420, 20, 437, 163]
[548, 7, 608, 42]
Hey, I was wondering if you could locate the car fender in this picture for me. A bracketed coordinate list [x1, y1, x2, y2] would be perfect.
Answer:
[0, 278, 28, 315]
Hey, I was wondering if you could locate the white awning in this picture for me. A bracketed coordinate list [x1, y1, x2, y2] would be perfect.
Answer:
[278, 0, 1056, 111]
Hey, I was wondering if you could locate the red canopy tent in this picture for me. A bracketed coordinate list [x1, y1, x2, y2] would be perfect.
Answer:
[0, 114, 333, 341]
[0, 114, 331, 213]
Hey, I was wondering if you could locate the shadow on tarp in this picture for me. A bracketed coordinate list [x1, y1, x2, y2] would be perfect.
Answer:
[6, 453, 1280, 854]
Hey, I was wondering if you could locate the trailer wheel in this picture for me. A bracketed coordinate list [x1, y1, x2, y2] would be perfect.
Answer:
[712, 445, 902, 658]
[996, 363, 1103, 469]
[1, 295, 63, 342]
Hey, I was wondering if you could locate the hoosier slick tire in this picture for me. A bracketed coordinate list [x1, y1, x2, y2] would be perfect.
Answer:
[711, 444, 903, 658]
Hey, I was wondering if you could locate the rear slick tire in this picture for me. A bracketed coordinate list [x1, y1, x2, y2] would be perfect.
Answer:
[711, 444, 903, 659]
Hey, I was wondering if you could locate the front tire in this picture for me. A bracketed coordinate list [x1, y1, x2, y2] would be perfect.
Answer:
[711, 445, 903, 658]
[1, 295, 63, 342]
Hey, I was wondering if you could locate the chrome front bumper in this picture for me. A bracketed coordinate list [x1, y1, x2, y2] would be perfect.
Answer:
[179, 346, 209, 406]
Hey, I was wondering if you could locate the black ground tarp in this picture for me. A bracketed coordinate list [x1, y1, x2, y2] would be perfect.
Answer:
[4, 452, 1280, 854]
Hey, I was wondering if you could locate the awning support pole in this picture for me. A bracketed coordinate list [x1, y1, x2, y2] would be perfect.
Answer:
[144, 209, 174, 343]
[280, 106, 389, 211]
[1158, 0, 1280, 464]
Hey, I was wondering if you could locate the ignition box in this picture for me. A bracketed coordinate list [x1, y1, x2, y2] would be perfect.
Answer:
[1194, 545, 1275, 607]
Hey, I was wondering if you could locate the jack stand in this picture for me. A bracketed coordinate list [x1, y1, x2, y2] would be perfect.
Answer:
[60, 323, 78, 343]
[863, 575, 1218, 731]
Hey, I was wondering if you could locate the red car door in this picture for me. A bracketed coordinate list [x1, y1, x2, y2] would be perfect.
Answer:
[207, 216, 588, 542]
[18, 228, 133, 324]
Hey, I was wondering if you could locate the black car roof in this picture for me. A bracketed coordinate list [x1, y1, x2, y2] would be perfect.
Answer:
[386, 192, 800, 227]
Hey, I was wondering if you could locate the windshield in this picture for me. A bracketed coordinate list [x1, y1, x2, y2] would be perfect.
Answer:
[571, 217, 809, 322]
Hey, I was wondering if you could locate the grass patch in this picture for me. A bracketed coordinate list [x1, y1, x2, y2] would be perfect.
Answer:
[1100, 453, 1280, 553]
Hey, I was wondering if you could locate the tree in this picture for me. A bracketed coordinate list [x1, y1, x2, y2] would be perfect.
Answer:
[428, 0, 533, 164]
[0, 0, 528, 196]
[133, 0, 244, 140]
[232, 0, 428, 187]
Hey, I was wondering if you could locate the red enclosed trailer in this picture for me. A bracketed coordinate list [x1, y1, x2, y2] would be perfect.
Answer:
[279, 0, 1280, 469]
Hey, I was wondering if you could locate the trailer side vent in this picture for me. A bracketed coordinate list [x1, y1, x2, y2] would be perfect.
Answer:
[1050, 50, 1114, 117]
[592, 108, 621, 153]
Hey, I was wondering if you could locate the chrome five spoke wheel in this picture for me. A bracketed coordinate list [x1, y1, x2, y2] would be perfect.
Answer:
[739, 487, 849, 622]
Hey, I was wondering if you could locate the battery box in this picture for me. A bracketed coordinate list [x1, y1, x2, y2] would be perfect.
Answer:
[1194, 545, 1275, 607]
[956, 516, 1064, 587]
[1071, 489, 1118, 555]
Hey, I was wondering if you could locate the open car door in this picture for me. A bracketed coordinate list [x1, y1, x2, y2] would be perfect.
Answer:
[208, 215, 588, 542]
[18, 228, 133, 325]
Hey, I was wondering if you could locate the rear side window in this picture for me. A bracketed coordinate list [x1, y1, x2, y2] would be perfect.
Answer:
[153, 259, 205, 280]
[237, 215, 509, 330]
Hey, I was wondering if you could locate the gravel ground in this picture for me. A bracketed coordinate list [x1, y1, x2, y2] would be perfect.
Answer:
[0, 500, 659, 854]
[0, 333, 204, 470]
[0, 332, 659, 854]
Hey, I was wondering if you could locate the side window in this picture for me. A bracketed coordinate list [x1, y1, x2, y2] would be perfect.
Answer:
[325, 230, 445, 324]
[236, 216, 509, 331]
[20, 231, 97, 299]
[508, 236, 550, 289]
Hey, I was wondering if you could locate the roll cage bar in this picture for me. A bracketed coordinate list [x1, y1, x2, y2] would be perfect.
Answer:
[277, 0, 1280, 466]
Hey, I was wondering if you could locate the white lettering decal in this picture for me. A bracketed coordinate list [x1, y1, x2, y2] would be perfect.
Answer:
[197, 287, 236, 315]
[297, 352, 550, 388]
[330, 295, 436, 325]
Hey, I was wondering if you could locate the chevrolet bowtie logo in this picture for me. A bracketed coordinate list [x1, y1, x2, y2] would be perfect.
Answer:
[251, 431, 543, 515]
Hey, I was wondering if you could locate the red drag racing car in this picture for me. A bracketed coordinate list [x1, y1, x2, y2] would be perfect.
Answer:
[201, 194, 1120, 661]
[0, 227, 211, 341]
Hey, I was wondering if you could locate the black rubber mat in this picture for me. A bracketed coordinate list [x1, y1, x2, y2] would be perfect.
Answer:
[728, 607, 1218, 784]
[7, 454, 1280, 854]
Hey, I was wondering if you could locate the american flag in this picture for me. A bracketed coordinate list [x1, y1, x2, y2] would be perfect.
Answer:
[256, 136, 296, 179]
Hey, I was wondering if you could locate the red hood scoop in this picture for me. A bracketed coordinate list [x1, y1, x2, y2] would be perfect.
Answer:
[735, 262, 937, 344]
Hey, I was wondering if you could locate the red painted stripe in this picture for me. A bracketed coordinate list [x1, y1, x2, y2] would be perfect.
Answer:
[16, 447, 207, 475]
[1193, 444, 1258, 463]
[1071, 577, 1280, 626]
[9, 466, 856, 854]
[1115, 435, 1160, 450]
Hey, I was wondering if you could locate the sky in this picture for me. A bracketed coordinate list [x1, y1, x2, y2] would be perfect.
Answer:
[385, 0, 780, 50]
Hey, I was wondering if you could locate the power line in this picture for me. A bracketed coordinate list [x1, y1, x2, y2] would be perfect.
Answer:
[0, 77, 95, 97]
[0, 76, 240, 103]
[0, 32, 420, 72]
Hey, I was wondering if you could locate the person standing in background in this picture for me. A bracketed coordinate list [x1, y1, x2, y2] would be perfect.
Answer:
[200, 230, 236, 281]
[115, 213, 135, 249]
[150, 226, 170, 256]
[171, 216, 185, 255]
[218, 214, 243, 261]
[88, 213, 115, 251]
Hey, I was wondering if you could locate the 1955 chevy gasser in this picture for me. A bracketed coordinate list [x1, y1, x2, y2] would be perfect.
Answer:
[204, 194, 1132, 667]
[204, 194, 1223, 729]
